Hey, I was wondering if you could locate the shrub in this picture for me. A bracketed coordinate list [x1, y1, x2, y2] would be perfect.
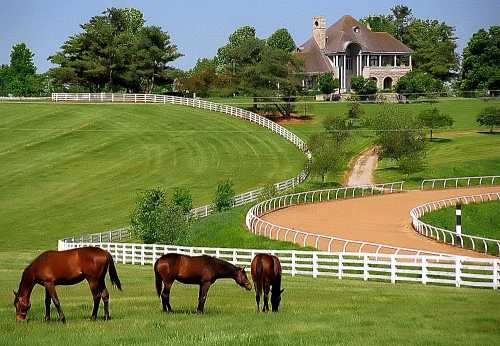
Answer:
[130, 187, 191, 244]
[323, 115, 352, 143]
[258, 183, 278, 202]
[395, 71, 443, 99]
[347, 102, 364, 119]
[317, 74, 340, 95]
[214, 179, 235, 212]
[171, 187, 193, 214]
[350, 76, 377, 99]
[417, 108, 454, 140]
[476, 106, 500, 133]
[307, 133, 345, 184]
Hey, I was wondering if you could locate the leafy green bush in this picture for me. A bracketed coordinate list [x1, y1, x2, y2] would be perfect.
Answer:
[130, 187, 191, 244]
[214, 179, 235, 212]
[350, 76, 377, 99]
[346, 102, 364, 119]
[395, 71, 443, 99]
[476, 106, 500, 133]
[172, 187, 193, 214]
[418, 108, 454, 140]
[317, 74, 340, 95]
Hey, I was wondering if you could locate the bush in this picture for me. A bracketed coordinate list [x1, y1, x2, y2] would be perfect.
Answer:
[258, 183, 278, 202]
[350, 76, 377, 99]
[395, 71, 443, 99]
[323, 115, 352, 143]
[317, 74, 340, 95]
[130, 187, 191, 244]
[476, 106, 500, 133]
[347, 102, 364, 119]
[417, 108, 454, 140]
[172, 187, 193, 214]
[214, 179, 235, 212]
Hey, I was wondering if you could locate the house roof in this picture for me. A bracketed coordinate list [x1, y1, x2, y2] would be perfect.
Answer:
[297, 15, 411, 74]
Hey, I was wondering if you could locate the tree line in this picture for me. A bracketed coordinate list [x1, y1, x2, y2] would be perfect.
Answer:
[0, 5, 498, 97]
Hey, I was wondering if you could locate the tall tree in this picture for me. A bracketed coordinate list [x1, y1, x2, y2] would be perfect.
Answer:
[403, 19, 458, 81]
[267, 28, 296, 53]
[360, 15, 396, 36]
[459, 26, 500, 91]
[391, 5, 413, 41]
[49, 7, 181, 92]
[4, 43, 43, 96]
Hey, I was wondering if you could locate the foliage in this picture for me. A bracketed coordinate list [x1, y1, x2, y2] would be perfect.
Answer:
[49, 7, 181, 93]
[323, 115, 352, 143]
[171, 187, 193, 215]
[360, 15, 396, 35]
[257, 183, 278, 203]
[476, 106, 500, 133]
[418, 108, 454, 140]
[459, 26, 500, 91]
[366, 107, 426, 174]
[214, 179, 235, 212]
[307, 133, 345, 183]
[130, 187, 191, 244]
[347, 102, 364, 119]
[351, 76, 377, 98]
[403, 19, 458, 81]
[0, 43, 48, 96]
[395, 71, 443, 98]
[317, 73, 339, 95]
[267, 28, 296, 53]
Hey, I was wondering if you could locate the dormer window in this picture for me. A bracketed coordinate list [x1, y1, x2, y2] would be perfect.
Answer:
[353, 26, 360, 33]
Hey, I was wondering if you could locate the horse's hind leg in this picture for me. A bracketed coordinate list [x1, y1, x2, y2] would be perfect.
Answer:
[263, 282, 270, 313]
[89, 280, 103, 320]
[161, 281, 173, 312]
[44, 288, 51, 321]
[45, 283, 65, 323]
[197, 282, 211, 314]
[101, 287, 110, 320]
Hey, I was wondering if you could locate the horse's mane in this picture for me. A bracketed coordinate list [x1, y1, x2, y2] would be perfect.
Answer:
[205, 256, 239, 275]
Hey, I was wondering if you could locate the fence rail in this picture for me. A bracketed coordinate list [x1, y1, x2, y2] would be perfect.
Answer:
[411, 192, 500, 256]
[52, 93, 310, 219]
[57, 241, 499, 289]
[244, 182, 451, 257]
[421, 176, 500, 190]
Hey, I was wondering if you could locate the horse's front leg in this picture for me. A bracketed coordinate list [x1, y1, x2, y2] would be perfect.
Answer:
[161, 281, 173, 312]
[196, 282, 211, 314]
[45, 283, 65, 323]
[44, 288, 51, 321]
[88, 280, 102, 320]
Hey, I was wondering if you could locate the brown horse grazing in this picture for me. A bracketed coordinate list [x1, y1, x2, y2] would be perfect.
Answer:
[13, 247, 121, 322]
[251, 254, 284, 312]
[154, 254, 252, 313]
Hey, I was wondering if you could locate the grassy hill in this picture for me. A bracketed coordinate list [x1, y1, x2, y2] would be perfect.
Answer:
[0, 103, 304, 250]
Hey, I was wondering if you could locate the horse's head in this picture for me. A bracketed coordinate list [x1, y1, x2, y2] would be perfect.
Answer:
[271, 288, 285, 312]
[234, 267, 252, 290]
[13, 290, 31, 322]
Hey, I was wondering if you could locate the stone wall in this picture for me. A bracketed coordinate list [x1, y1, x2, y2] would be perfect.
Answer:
[362, 67, 411, 89]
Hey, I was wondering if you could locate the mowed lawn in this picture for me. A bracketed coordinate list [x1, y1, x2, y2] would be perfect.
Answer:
[421, 200, 500, 240]
[1, 252, 500, 346]
[0, 103, 304, 250]
[374, 132, 500, 187]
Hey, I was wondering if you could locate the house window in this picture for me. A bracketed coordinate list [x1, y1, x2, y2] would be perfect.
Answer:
[353, 26, 360, 33]
[369, 56, 378, 67]
[346, 57, 352, 70]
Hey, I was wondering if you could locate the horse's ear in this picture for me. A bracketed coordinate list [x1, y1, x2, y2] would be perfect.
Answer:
[13, 290, 17, 298]
[280, 288, 285, 294]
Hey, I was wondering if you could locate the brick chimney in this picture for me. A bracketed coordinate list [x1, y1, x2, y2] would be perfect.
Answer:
[312, 16, 326, 50]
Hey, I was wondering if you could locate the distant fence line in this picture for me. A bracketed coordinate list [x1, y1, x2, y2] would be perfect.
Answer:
[411, 192, 500, 256]
[52, 93, 310, 219]
[420, 176, 500, 190]
[57, 241, 499, 289]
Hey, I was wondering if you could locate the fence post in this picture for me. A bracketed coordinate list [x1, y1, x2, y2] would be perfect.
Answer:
[232, 250, 237, 264]
[141, 244, 145, 266]
[152, 244, 156, 265]
[391, 255, 396, 284]
[312, 252, 318, 278]
[132, 244, 135, 265]
[493, 259, 498, 290]
[291, 251, 296, 277]
[422, 256, 427, 285]
[338, 254, 343, 280]
[455, 257, 461, 288]
[363, 254, 369, 281]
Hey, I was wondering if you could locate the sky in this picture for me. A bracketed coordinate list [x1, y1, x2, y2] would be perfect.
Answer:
[0, 0, 499, 72]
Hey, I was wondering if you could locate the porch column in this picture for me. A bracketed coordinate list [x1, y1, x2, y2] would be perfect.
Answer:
[335, 55, 338, 67]
[394, 55, 397, 67]
[379, 55, 382, 67]
[343, 54, 346, 90]
[409, 55, 412, 69]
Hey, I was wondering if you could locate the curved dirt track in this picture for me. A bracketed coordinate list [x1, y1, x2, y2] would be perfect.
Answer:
[262, 186, 500, 257]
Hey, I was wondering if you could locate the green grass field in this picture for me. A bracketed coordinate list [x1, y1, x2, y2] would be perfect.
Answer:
[374, 132, 500, 187]
[0, 103, 304, 250]
[1, 252, 500, 346]
[421, 200, 500, 240]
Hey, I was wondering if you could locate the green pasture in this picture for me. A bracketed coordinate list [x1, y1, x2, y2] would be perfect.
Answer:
[1, 252, 499, 346]
[0, 103, 304, 250]
[421, 200, 500, 240]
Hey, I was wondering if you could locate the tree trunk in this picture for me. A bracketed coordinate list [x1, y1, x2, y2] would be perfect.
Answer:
[430, 129, 433, 141]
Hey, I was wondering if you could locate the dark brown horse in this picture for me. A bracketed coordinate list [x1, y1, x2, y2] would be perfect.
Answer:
[251, 254, 284, 312]
[13, 247, 121, 322]
[154, 254, 252, 313]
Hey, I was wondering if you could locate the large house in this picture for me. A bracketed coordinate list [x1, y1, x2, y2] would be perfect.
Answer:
[298, 15, 412, 92]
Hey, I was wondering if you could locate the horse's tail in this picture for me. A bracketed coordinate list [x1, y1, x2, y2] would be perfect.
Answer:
[154, 259, 163, 297]
[255, 256, 263, 294]
[107, 253, 122, 291]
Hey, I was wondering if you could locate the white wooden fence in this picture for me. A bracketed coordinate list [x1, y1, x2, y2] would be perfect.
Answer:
[52, 93, 310, 219]
[57, 241, 499, 289]
[411, 192, 500, 256]
[421, 176, 500, 190]
[244, 182, 452, 257]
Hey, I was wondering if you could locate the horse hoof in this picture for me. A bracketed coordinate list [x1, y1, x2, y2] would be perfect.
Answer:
[60, 318, 66, 324]
[104, 316, 111, 321]
[91, 316, 97, 321]
[44, 317, 50, 322]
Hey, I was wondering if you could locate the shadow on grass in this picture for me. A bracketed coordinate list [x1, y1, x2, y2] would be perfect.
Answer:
[429, 137, 452, 143]
[477, 131, 500, 135]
